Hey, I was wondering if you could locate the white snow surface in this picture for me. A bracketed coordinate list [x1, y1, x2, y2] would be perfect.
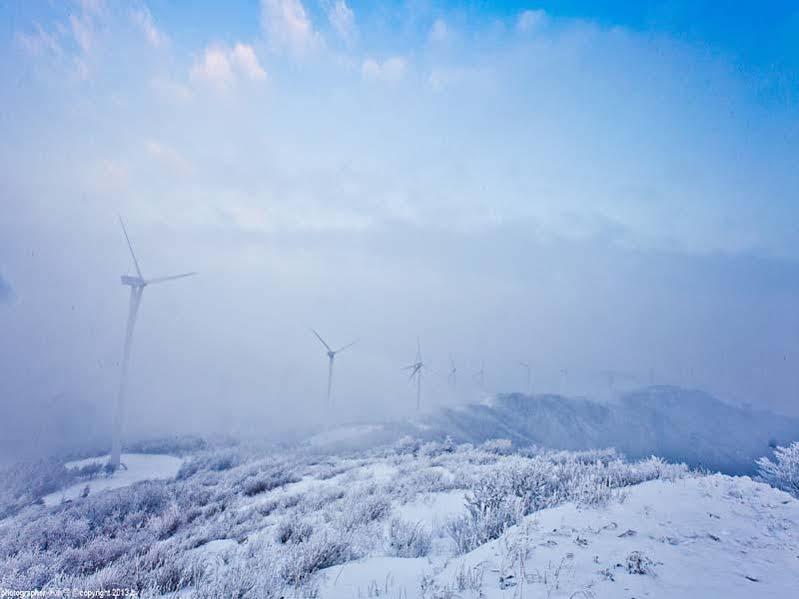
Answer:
[42, 453, 182, 506]
[392, 489, 467, 532]
[318, 475, 799, 598]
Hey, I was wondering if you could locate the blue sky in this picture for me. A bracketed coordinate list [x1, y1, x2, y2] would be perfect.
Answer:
[1, 1, 798, 441]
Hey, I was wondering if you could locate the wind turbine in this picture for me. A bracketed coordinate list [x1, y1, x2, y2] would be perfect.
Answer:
[448, 354, 457, 391]
[404, 338, 425, 410]
[518, 361, 532, 394]
[474, 360, 485, 391]
[110, 217, 196, 470]
[311, 329, 356, 409]
[599, 369, 636, 394]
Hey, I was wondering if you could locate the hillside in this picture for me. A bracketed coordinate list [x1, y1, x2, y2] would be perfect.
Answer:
[1, 438, 797, 598]
[425, 386, 799, 473]
[319, 474, 799, 599]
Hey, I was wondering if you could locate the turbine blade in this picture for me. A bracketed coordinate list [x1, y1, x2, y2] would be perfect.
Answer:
[335, 340, 357, 354]
[119, 216, 143, 279]
[146, 272, 197, 285]
[311, 329, 332, 352]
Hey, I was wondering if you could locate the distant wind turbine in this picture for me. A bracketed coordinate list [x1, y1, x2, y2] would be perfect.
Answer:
[404, 338, 426, 410]
[474, 360, 485, 390]
[599, 369, 637, 393]
[110, 217, 196, 470]
[312, 329, 356, 409]
[518, 361, 532, 394]
[448, 354, 457, 391]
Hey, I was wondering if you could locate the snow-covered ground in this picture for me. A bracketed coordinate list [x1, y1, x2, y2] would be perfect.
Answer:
[318, 475, 799, 598]
[392, 489, 466, 532]
[42, 453, 182, 506]
[3, 439, 798, 598]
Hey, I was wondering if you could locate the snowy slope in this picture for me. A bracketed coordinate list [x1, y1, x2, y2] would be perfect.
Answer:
[318, 475, 799, 598]
[305, 387, 799, 475]
[42, 453, 182, 506]
[4, 438, 797, 597]
[427, 386, 799, 473]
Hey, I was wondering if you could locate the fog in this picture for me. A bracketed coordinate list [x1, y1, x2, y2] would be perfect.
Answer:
[1, 1, 798, 459]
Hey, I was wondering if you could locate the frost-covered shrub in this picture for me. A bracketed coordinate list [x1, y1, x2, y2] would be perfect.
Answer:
[57, 537, 130, 577]
[276, 519, 314, 544]
[447, 491, 523, 553]
[340, 488, 391, 532]
[151, 504, 182, 540]
[176, 448, 243, 479]
[81, 481, 169, 529]
[195, 558, 285, 599]
[126, 435, 209, 456]
[280, 527, 354, 585]
[0, 437, 691, 593]
[395, 436, 422, 456]
[0, 459, 82, 519]
[240, 466, 300, 497]
[757, 441, 799, 498]
[626, 551, 657, 575]
[481, 439, 513, 455]
[387, 518, 432, 557]
[445, 451, 687, 554]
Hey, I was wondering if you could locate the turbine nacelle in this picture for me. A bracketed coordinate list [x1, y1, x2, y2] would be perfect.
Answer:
[121, 275, 146, 288]
[405, 361, 423, 380]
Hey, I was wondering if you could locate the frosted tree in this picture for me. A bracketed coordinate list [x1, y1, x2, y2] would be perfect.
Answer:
[756, 441, 799, 498]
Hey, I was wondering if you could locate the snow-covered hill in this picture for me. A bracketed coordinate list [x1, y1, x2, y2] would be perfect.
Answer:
[310, 386, 799, 474]
[429, 387, 799, 474]
[1, 437, 797, 597]
[319, 474, 799, 598]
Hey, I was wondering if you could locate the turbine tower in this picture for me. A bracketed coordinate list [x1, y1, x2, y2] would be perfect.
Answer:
[474, 360, 485, 390]
[311, 329, 356, 409]
[110, 217, 196, 470]
[448, 354, 457, 391]
[404, 338, 425, 410]
[518, 361, 532, 394]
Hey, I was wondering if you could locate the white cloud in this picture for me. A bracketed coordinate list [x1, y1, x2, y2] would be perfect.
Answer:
[362, 56, 407, 83]
[131, 7, 167, 48]
[190, 45, 235, 91]
[145, 140, 194, 175]
[429, 18, 450, 43]
[69, 13, 95, 55]
[15, 23, 62, 57]
[190, 43, 267, 91]
[232, 43, 267, 81]
[261, 0, 320, 57]
[326, 0, 356, 44]
[15, 6, 98, 80]
[517, 9, 548, 32]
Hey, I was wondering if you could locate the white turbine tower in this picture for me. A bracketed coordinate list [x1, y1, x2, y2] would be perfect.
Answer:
[448, 354, 457, 391]
[110, 217, 196, 470]
[404, 338, 425, 410]
[518, 361, 532, 394]
[474, 360, 485, 391]
[312, 329, 356, 409]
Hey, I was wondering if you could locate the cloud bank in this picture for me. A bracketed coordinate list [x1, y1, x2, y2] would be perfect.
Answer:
[1, 1, 798, 454]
